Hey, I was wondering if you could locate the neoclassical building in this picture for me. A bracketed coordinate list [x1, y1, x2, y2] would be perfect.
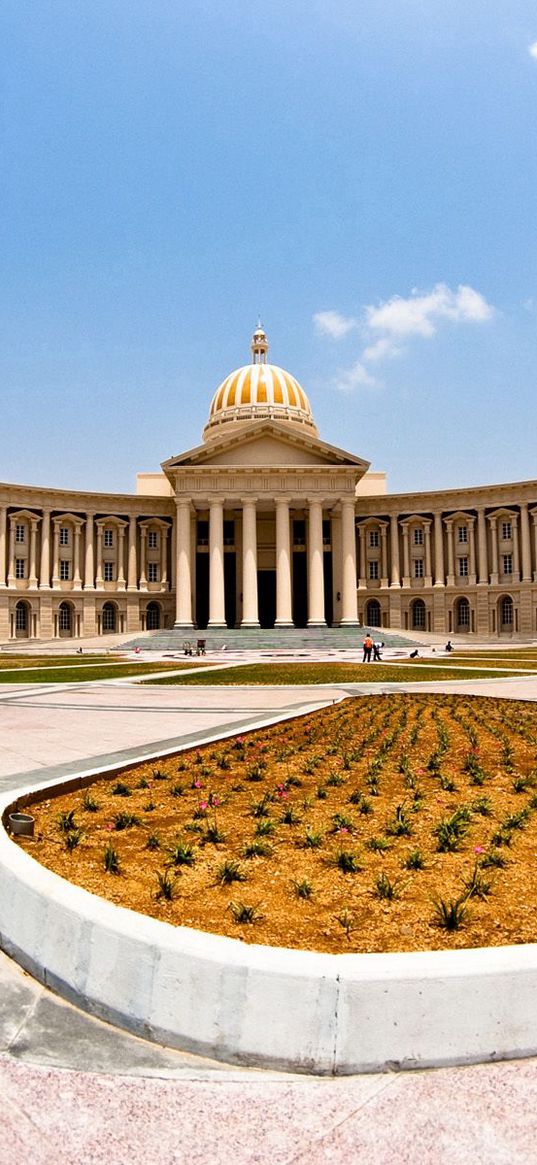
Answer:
[1, 325, 536, 641]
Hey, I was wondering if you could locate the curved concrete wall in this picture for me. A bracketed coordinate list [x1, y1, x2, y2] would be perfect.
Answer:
[2, 778, 537, 1074]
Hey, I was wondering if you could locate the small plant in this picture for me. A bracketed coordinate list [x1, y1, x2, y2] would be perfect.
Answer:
[373, 872, 403, 900]
[57, 810, 77, 834]
[228, 900, 263, 925]
[385, 803, 412, 838]
[246, 762, 266, 782]
[146, 833, 160, 850]
[334, 849, 360, 874]
[103, 843, 120, 874]
[434, 807, 471, 853]
[152, 769, 168, 781]
[357, 797, 373, 815]
[255, 818, 275, 837]
[433, 895, 468, 931]
[250, 794, 272, 819]
[65, 828, 83, 851]
[316, 785, 328, 800]
[204, 819, 225, 844]
[463, 862, 493, 900]
[481, 848, 507, 869]
[514, 773, 537, 794]
[112, 782, 131, 797]
[490, 828, 512, 848]
[302, 828, 323, 849]
[439, 774, 457, 792]
[335, 908, 355, 940]
[293, 878, 314, 900]
[113, 812, 140, 831]
[471, 796, 493, 817]
[326, 771, 345, 788]
[167, 841, 196, 867]
[82, 793, 99, 812]
[503, 809, 529, 832]
[348, 789, 362, 805]
[216, 859, 247, 885]
[281, 807, 301, 826]
[242, 840, 273, 859]
[143, 801, 156, 812]
[403, 849, 425, 871]
[366, 835, 390, 853]
[137, 777, 149, 789]
[155, 870, 175, 901]
[176, 759, 187, 771]
[330, 813, 354, 834]
[170, 784, 184, 798]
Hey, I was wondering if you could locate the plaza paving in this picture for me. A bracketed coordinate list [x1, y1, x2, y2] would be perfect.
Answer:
[1, 653, 537, 1162]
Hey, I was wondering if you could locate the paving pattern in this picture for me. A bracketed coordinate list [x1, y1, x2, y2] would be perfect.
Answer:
[2, 661, 537, 1162]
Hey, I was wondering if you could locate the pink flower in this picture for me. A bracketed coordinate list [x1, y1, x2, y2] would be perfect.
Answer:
[193, 779, 203, 789]
[210, 795, 220, 807]
[105, 823, 114, 831]
[474, 846, 484, 854]
[199, 801, 208, 811]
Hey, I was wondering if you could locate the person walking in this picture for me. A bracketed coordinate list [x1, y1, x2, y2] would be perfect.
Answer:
[362, 632, 373, 663]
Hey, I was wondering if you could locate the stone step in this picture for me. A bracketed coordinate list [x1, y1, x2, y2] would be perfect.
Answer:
[120, 626, 420, 652]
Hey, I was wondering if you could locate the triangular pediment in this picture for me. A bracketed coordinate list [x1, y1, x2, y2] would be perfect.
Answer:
[162, 420, 369, 476]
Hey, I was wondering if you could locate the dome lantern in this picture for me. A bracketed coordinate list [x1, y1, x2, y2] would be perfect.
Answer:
[251, 320, 269, 365]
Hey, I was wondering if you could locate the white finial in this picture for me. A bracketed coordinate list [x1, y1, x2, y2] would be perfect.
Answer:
[251, 321, 269, 364]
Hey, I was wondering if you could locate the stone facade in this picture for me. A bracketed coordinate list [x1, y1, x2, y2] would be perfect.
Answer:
[1, 329, 535, 640]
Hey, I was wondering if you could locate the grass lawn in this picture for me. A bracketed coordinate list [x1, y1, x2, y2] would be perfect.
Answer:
[0, 654, 126, 669]
[0, 661, 204, 684]
[144, 662, 522, 685]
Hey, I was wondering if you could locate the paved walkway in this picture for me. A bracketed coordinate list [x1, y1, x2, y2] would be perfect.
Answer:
[2, 670, 537, 1162]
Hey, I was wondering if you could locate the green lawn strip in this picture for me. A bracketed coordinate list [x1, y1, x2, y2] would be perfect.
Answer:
[0, 654, 127, 670]
[144, 663, 521, 685]
[0, 662, 204, 684]
[388, 656, 537, 671]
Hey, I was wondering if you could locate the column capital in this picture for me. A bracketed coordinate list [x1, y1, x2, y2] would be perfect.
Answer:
[274, 495, 292, 506]
[240, 496, 258, 507]
[207, 494, 226, 506]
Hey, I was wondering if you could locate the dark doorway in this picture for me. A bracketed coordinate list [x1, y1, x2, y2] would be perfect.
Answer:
[224, 553, 236, 628]
[195, 553, 209, 629]
[292, 552, 308, 627]
[323, 552, 333, 626]
[258, 570, 276, 628]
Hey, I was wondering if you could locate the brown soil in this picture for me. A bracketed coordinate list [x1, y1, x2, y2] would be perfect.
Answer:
[15, 694, 537, 954]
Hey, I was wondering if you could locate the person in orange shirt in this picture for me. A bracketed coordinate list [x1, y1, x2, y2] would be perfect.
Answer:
[362, 633, 373, 663]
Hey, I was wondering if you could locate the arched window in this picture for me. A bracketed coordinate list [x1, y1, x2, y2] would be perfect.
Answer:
[15, 600, 29, 637]
[146, 601, 161, 631]
[456, 597, 470, 630]
[58, 601, 72, 635]
[500, 595, 513, 628]
[102, 602, 116, 633]
[366, 599, 381, 628]
[411, 599, 426, 629]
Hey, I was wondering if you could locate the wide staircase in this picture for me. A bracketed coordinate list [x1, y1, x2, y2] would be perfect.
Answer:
[121, 626, 419, 652]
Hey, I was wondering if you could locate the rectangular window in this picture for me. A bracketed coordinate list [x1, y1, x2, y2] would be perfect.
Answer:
[15, 558, 25, 579]
[368, 560, 379, 580]
[148, 563, 159, 583]
[59, 560, 70, 581]
[413, 528, 424, 545]
[503, 553, 513, 575]
[103, 528, 114, 548]
[104, 561, 114, 582]
[148, 530, 158, 550]
[414, 558, 424, 578]
[59, 527, 69, 546]
[458, 557, 469, 577]
[458, 525, 468, 543]
[502, 521, 512, 541]
[369, 530, 380, 548]
[15, 524, 25, 544]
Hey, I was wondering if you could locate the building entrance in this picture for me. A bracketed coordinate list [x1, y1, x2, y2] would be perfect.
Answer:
[257, 570, 276, 628]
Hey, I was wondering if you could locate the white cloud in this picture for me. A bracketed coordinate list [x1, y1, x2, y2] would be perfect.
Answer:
[362, 336, 402, 363]
[529, 41, 537, 59]
[332, 360, 377, 393]
[313, 310, 358, 339]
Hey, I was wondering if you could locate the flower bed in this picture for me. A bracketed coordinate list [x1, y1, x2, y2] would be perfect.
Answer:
[15, 694, 537, 954]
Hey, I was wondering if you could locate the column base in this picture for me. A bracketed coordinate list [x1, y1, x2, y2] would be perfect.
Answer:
[208, 621, 227, 629]
[241, 621, 260, 628]
[307, 620, 326, 628]
[433, 581, 445, 588]
[339, 619, 360, 627]
[275, 619, 294, 627]
[173, 622, 196, 632]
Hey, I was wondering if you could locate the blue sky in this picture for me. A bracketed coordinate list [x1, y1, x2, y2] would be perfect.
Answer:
[1, 1, 536, 494]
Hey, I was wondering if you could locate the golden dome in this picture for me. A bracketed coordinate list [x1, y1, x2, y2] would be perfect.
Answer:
[203, 327, 317, 440]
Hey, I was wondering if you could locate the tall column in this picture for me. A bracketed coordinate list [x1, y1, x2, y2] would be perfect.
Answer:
[160, 525, 169, 588]
[0, 506, 6, 587]
[241, 499, 259, 627]
[175, 501, 193, 626]
[445, 519, 455, 586]
[29, 519, 39, 587]
[73, 525, 82, 589]
[139, 528, 148, 591]
[51, 523, 61, 589]
[532, 511, 537, 583]
[401, 524, 410, 588]
[84, 514, 95, 590]
[95, 526, 104, 589]
[477, 507, 488, 584]
[390, 514, 400, 587]
[117, 527, 126, 589]
[489, 516, 499, 584]
[380, 525, 388, 587]
[340, 499, 358, 625]
[433, 511, 445, 586]
[275, 497, 293, 626]
[424, 521, 432, 585]
[307, 499, 325, 626]
[208, 497, 226, 627]
[521, 504, 532, 582]
[512, 516, 520, 581]
[468, 519, 476, 584]
[357, 526, 366, 589]
[7, 520, 16, 586]
[127, 516, 138, 591]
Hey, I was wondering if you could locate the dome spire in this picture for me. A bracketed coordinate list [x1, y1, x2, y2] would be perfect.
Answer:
[251, 320, 269, 365]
